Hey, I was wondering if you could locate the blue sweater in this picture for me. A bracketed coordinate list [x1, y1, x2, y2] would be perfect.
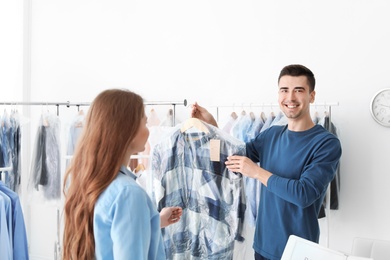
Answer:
[246, 124, 342, 260]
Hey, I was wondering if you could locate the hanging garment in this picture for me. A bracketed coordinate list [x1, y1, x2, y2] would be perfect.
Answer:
[10, 112, 22, 192]
[0, 110, 22, 192]
[66, 111, 84, 159]
[0, 189, 12, 260]
[138, 125, 176, 204]
[270, 111, 287, 127]
[259, 112, 276, 133]
[65, 111, 85, 170]
[318, 115, 341, 218]
[0, 132, 5, 177]
[160, 108, 175, 127]
[29, 113, 61, 200]
[151, 119, 246, 260]
[0, 181, 29, 259]
[1, 112, 12, 189]
[147, 108, 161, 127]
[232, 111, 253, 143]
[221, 112, 238, 134]
[230, 112, 261, 227]
[246, 113, 265, 142]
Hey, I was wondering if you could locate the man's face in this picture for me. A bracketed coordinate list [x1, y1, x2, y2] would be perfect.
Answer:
[278, 75, 315, 121]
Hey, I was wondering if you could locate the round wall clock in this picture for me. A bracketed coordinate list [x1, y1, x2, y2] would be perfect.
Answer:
[370, 88, 390, 127]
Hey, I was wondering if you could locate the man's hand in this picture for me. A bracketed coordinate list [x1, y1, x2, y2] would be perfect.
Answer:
[190, 102, 218, 127]
[225, 155, 272, 186]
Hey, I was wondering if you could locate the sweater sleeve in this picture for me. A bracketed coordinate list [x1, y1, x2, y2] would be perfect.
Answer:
[267, 136, 341, 208]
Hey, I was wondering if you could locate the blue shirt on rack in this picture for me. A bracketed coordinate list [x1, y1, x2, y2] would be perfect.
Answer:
[152, 123, 246, 260]
[0, 189, 12, 260]
[0, 182, 29, 260]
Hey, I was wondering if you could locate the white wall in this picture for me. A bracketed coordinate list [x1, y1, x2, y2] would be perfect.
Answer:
[0, 0, 23, 99]
[3, 0, 390, 259]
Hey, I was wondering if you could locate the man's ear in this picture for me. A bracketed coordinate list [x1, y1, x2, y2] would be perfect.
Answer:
[310, 90, 316, 103]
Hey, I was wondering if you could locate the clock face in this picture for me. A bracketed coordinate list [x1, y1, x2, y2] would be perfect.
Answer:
[370, 89, 390, 127]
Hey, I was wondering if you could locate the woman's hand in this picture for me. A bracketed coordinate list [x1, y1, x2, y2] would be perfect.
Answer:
[160, 206, 183, 228]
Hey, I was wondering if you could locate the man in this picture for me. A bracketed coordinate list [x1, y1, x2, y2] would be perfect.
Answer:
[191, 64, 342, 260]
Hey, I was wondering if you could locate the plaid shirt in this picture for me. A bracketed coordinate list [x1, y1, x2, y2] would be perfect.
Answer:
[151, 123, 246, 260]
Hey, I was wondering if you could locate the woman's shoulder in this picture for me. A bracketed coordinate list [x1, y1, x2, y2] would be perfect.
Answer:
[97, 173, 147, 207]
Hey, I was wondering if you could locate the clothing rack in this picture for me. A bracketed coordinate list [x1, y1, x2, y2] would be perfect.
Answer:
[212, 102, 339, 122]
[213, 101, 339, 248]
[1, 100, 187, 125]
[1, 100, 186, 161]
[0, 166, 12, 172]
[1, 98, 187, 258]
[0, 166, 13, 181]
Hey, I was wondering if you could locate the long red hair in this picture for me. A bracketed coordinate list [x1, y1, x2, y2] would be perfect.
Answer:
[62, 89, 144, 259]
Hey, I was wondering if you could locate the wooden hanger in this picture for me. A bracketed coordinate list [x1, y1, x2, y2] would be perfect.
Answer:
[180, 118, 209, 133]
[260, 111, 267, 122]
[231, 111, 238, 120]
[250, 111, 256, 121]
[134, 163, 145, 173]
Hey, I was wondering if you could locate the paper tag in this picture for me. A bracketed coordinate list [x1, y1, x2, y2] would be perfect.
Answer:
[210, 139, 221, 162]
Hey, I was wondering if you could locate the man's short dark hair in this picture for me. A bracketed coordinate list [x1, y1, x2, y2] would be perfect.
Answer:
[278, 64, 316, 92]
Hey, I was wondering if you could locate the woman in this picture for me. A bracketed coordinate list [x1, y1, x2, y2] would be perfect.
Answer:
[62, 89, 181, 259]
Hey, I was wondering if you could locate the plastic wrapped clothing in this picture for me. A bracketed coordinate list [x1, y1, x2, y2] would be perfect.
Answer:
[28, 113, 61, 200]
[230, 112, 264, 227]
[65, 111, 84, 169]
[10, 114, 22, 193]
[0, 113, 12, 189]
[0, 111, 22, 192]
[66, 112, 84, 158]
[151, 119, 246, 260]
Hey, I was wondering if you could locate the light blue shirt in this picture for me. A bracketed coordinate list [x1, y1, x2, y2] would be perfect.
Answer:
[0, 182, 29, 260]
[93, 166, 165, 260]
[0, 192, 12, 260]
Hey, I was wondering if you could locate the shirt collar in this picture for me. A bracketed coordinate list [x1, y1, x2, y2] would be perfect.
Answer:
[119, 165, 137, 180]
